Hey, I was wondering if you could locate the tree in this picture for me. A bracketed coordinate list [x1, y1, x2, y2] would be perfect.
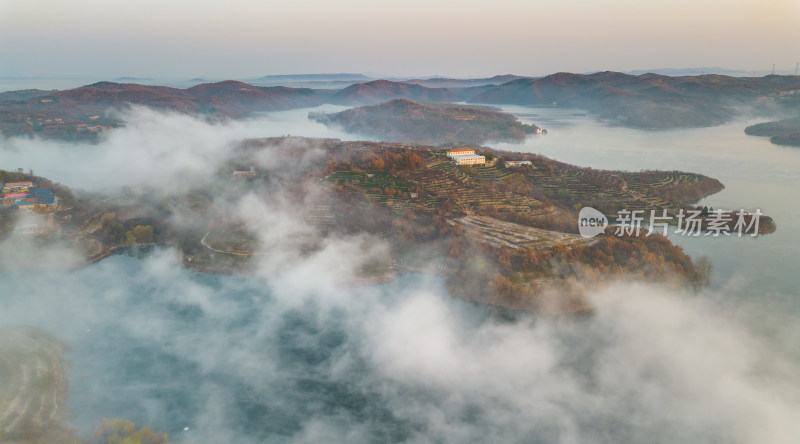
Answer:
[132, 225, 153, 243]
[694, 255, 712, 285]
[369, 155, 385, 171]
[125, 231, 137, 246]
[125, 225, 153, 245]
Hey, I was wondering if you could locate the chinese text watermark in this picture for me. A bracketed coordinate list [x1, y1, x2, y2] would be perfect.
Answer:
[578, 207, 762, 239]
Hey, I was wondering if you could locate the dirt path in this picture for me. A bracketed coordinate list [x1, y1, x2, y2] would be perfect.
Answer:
[200, 231, 274, 256]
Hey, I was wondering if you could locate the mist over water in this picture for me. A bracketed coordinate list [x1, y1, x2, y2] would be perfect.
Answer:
[0, 105, 368, 190]
[1, 105, 799, 443]
[2, 250, 797, 443]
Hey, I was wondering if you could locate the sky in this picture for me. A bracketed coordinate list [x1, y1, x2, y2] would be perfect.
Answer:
[1, 0, 799, 79]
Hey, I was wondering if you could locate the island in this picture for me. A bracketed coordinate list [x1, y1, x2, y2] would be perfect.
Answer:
[0, 138, 775, 314]
[309, 99, 544, 144]
[745, 117, 800, 147]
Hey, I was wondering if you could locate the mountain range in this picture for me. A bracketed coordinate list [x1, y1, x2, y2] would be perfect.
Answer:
[2, 72, 799, 140]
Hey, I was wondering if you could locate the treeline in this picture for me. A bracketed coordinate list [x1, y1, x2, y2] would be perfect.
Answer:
[93, 418, 173, 444]
[323, 147, 426, 177]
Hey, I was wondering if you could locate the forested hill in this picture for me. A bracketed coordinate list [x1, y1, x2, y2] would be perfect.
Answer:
[310, 99, 542, 144]
[745, 117, 800, 147]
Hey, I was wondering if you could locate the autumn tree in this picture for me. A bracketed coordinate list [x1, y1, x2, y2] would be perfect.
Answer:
[93, 418, 169, 444]
[125, 225, 154, 245]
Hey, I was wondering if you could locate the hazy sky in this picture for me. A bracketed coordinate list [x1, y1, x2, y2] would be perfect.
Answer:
[1, 0, 799, 79]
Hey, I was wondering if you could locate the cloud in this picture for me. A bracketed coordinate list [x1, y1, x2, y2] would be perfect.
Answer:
[4, 250, 793, 443]
[0, 105, 797, 444]
[0, 105, 358, 193]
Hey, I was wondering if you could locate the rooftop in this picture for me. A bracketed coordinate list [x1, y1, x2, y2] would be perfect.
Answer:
[452, 154, 485, 160]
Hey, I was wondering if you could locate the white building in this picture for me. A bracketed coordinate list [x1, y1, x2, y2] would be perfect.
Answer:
[453, 154, 486, 166]
[505, 160, 533, 168]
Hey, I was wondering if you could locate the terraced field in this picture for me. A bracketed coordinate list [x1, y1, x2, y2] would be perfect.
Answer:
[322, 170, 423, 213]
[454, 215, 591, 250]
[0, 327, 67, 441]
[319, 146, 725, 237]
[473, 164, 515, 181]
[623, 172, 710, 212]
[644, 172, 702, 187]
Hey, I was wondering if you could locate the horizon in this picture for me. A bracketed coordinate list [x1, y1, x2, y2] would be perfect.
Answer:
[2, 66, 799, 81]
[1, 68, 798, 95]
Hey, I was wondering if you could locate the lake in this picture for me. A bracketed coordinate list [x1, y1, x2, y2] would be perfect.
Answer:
[1, 105, 798, 443]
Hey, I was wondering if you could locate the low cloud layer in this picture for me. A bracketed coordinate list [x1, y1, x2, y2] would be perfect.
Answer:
[1, 250, 798, 443]
[0, 106, 798, 443]
[0, 104, 360, 192]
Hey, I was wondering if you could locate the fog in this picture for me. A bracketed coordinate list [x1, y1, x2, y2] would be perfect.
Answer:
[0, 104, 364, 191]
[2, 251, 798, 443]
[1, 107, 799, 443]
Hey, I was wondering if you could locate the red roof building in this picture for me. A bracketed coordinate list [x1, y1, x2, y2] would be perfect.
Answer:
[446, 148, 475, 157]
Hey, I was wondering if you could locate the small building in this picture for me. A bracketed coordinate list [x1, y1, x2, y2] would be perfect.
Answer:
[452, 154, 486, 166]
[18, 187, 56, 209]
[447, 148, 475, 158]
[233, 167, 257, 177]
[2, 181, 33, 193]
[505, 160, 533, 168]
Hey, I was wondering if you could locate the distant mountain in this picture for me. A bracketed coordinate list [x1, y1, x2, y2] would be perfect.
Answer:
[625, 67, 759, 77]
[115, 76, 155, 81]
[329, 80, 458, 105]
[402, 74, 528, 88]
[470, 72, 800, 128]
[253, 73, 371, 82]
[185, 80, 328, 115]
[0, 80, 331, 140]
[311, 98, 541, 144]
[3, 72, 800, 140]
[33, 80, 328, 117]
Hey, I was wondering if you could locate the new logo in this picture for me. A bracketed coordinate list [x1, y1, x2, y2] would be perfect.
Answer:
[578, 207, 608, 238]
